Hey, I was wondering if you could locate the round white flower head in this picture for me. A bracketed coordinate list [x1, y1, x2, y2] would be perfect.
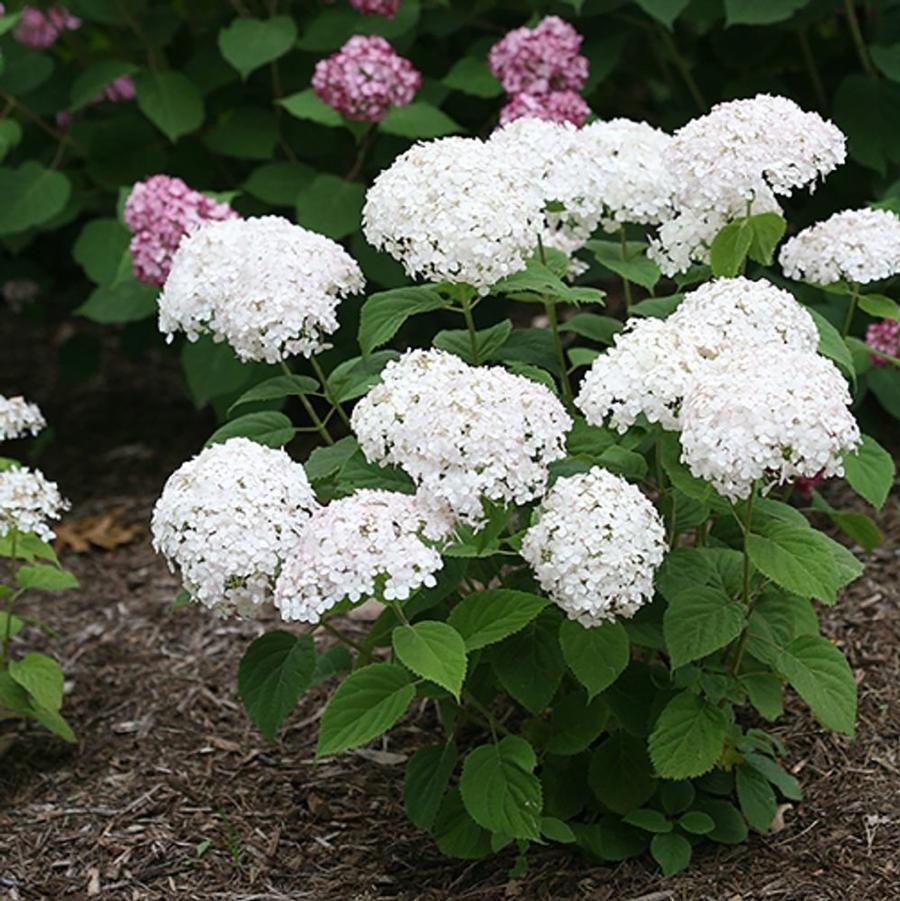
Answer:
[351, 349, 572, 524]
[779, 208, 900, 286]
[521, 466, 665, 626]
[487, 117, 606, 258]
[579, 118, 674, 230]
[0, 395, 46, 441]
[151, 437, 318, 617]
[274, 489, 451, 624]
[680, 347, 861, 500]
[0, 465, 69, 542]
[576, 277, 818, 431]
[158, 215, 365, 363]
[362, 136, 546, 293]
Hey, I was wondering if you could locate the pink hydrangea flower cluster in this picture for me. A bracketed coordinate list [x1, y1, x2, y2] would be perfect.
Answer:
[488, 16, 590, 127]
[312, 35, 420, 122]
[865, 318, 900, 366]
[124, 175, 238, 286]
[14, 5, 81, 49]
[349, 0, 399, 16]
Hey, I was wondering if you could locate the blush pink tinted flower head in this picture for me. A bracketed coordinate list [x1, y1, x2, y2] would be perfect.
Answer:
[349, 0, 399, 16]
[866, 319, 900, 366]
[124, 175, 238, 286]
[499, 90, 590, 127]
[489, 15, 588, 96]
[312, 35, 420, 122]
[14, 5, 81, 49]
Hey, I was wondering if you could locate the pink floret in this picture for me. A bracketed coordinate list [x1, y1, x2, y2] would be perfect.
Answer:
[312, 35, 420, 122]
[489, 16, 588, 96]
[14, 5, 81, 49]
[865, 318, 900, 366]
[101, 75, 136, 103]
[124, 175, 238, 286]
[499, 90, 590, 127]
[349, 0, 399, 16]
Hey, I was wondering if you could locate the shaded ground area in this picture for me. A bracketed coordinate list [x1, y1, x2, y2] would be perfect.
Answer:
[0, 311, 898, 900]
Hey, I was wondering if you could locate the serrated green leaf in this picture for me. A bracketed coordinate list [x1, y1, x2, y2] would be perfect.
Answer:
[327, 351, 399, 403]
[228, 374, 319, 415]
[650, 831, 692, 876]
[134, 70, 204, 142]
[447, 589, 548, 651]
[587, 239, 661, 290]
[678, 810, 715, 834]
[403, 741, 458, 830]
[304, 435, 358, 482]
[842, 435, 895, 511]
[0, 163, 71, 236]
[17, 565, 79, 592]
[295, 173, 365, 240]
[663, 587, 746, 668]
[218, 16, 297, 79]
[588, 731, 657, 814]
[278, 88, 343, 127]
[648, 692, 728, 779]
[559, 313, 623, 345]
[433, 319, 512, 365]
[206, 411, 294, 449]
[492, 611, 564, 714]
[544, 690, 609, 755]
[740, 671, 784, 720]
[743, 751, 803, 800]
[380, 102, 462, 138]
[392, 621, 467, 700]
[558, 618, 629, 700]
[724, 0, 810, 26]
[736, 763, 777, 833]
[358, 287, 446, 354]
[443, 57, 502, 97]
[9, 652, 64, 712]
[691, 798, 748, 844]
[746, 212, 787, 265]
[709, 219, 752, 277]
[433, 787, 492, 859]
[624, 808, 672, 833]
[858, 293, 900, 321]
[243, 161, 315, 206]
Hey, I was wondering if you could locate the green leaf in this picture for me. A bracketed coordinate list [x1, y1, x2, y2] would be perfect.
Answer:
[776, 635, 857, 736]
[558, 618, 629, 700]
[541, 816, 576, 844]
[660, 780, 695, 815]
[587, 240, 661, 291]
[228, 375, 319, 415]
[634, 0, 690, 29]
[237, 631, 315, 740]
[206, 411, 294, 449]
[311, 644, 353, 687]
[746, 212, 787, 265]
[724, 0, 811, 26]
[842, 435, 895, 511]
[72, 218, 131, 286]
[305, 435, 358, 482]
[691, 798, 748, 844]
[631, 294, 683, 318]
[358, 286, 446, 354]
[380, 102, 462, 139]
[76, 280, 158, 324]
[433, 788, 492, 859]
[492, 612, 565, 714]
[544, 690, 610, 755]
[743, 751, 803, 800]
[29, 706, 76, 743]
[624, 808, 672, 833]
[316, 662, 414, 756]
[442, 57, 502, 98]
[0, 671, 31, 715]
[70, 59, 138, 110]
[858, 293, 900, 321]
[243, 161, 315, 206]
[650, 831, 692, 876]
[134, 70, 204, 142]
[0, 119, 22, 162]
[828, 511, 882, 554]
[205, 107, 278, 160]
[0, 611, 23, 639]
[447, 589, 548, 651]
[278, 88, 343, 127]
[807, 307, 855, 380]
[648, 692, 728, 779]
[392, 621, 467, 700]
[327, 351, 399, 403]
[872, 43, 900, 83]
[459, 736, 542, 840]
[663, 587, 746, 669]
[295, 174, 365, 240]
[218, 15, 297, 79]
[736, 763, 777, 833]
[17, 565, 79, 592]
[404, 741, 458, 830]
[559, 313, 624, 345]
[709, 219, 752, 278]
[678, 811, 715, 834]
[433, 319, 513, 366]
[9, 652, 64, 712]
[0, 163, 71, 236]
[740, 672, 784, 721]
[588, 732, 657, 814]
[658, 431, 715, 503]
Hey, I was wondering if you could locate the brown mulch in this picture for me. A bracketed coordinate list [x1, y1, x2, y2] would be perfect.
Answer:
[0, 311, 898, 900]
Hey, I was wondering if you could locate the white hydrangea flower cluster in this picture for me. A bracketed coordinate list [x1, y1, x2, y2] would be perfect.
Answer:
[680, 347, 860, 500]
[351, 349, 572, 524]
[158, 216, 365, 363]
[649, 94, 846, 275]
[0, 465, 69, 542]
[0, 395, 46, 441]
[521, 466, 665, 626]
[274, 489, 451, 624]
[362, 136, 546, 292]
[780, 208, 900, 286]
[576, 277, 819, 431]
[151, 438, 318, 617]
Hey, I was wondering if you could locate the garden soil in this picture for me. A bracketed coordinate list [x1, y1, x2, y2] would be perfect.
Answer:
[0, 311, 897, 900]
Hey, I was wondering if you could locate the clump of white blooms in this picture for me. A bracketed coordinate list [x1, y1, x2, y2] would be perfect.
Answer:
[362, 136, 545, 292]
[649, 94, 846, 275]
[351, 349, 572, 524]
[576, 277, 819, 431]
[578, 118, 674, 230]
[0, 465, 69, 541]
[0, 395, 46, 441]
[274, 489, 451, 624]
[151, 438, 318, 616]
[487, 117, 605, 258]
[780, 208, 900, 286]
[680, 347, 860, 500]
[521, 466, 665, 626]
[158, 216, 365, 363]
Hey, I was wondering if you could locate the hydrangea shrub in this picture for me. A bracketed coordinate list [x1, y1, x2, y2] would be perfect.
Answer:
[147, 91, 896, 878]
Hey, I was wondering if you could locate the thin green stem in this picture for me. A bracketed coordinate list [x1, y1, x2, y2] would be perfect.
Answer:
[731, 489, 756, 675]
[463, 691, 511, 739]
[389, 599, 410, 626]
[320, 620, 366, 654]
[544, 298, 574, 410]
[798, 28, 828, 111]
[1, 529, 19, 667]
[310, 355, 350, 428]
[844, 0, 877, 78]
[842, 287, 860, 337]
[280, 360, 334, 445]
[458, 287, 481, 365]
[657, 26, 705, 112]
[619, 227, 634, 315]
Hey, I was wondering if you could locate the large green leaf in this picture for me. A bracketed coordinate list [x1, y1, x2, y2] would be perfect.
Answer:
[459, 736, 542, 840]
[218, 16, 297, 79]
[648, 691, 728, 779]
[358, 286, 446, 354]
[9, 652, 64, 712]
[17, 565, 79, 591]
[278, 88, 343, 127]
[244, 161, 315, 206]
[295, 174, 365, 239]
[558, 618, 629, 699]
[842, 435, 895, 511]
[134, 70, 204, 142]
[587, 731, 657, 814]
[70, 59, 138, 110]
[237, 631, 316, 740]
[380, 102, 462, 138]
[587, 239, 661, 291]
[76, 280, 158, 324]
[709, 220, 752, 278]
[544, 691, 609, 755]
[663, 587, 746, 668]
[433, 788, 492, 859]
[775, 635, 856, 735]
[392, 621, 467, 700]
[72, 218, 132, 286]
[206, 411, 294, 449]
[0, 163, 71, 236]
[316, 663, 414, 756]
[650, 831, 692, 877]
[735, 763, 777, 833]
[228, 375, 320, 415]
[442, 57, 502, 97]
[403, 741, 458, 830]
[724, 0, 811, 26]
[634, 0, 690, 29]
[447, 589, 548, 651]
